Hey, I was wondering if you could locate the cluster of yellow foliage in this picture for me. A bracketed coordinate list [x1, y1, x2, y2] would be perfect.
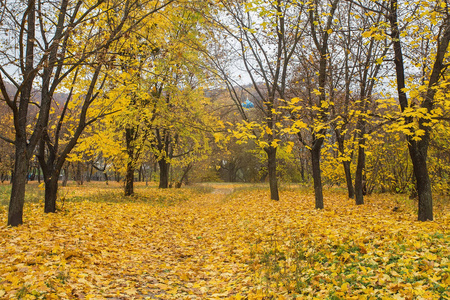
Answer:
[0, 185, 449, 299]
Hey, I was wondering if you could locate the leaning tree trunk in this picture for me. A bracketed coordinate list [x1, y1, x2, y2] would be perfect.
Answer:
[158, 159, 170, 189]
[8, 146, 29, 226]
[310, 137, 324, 209]
[265, 146, 279, 201]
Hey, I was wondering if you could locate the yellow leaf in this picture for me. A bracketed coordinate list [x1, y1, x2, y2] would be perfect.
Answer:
[425, 253, 437, 260]
[341, 282, 349, 293]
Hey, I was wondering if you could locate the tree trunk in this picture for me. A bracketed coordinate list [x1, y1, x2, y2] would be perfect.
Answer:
[44, 176, 58, 213]
[104, 172, 109, 185]
[124, 161, 134, 196]
[62, 164, 69, 187]
[7, 0, 37, 227]
[409, 140, 433, 220]
[300, 158, 305, 182]
[387, 0, 444, 221]
[76, 162, 83, 185]
[343, 160, 354, 199]
[354, 142, 365, 205]
[86, 164, 93, 182]
[336, 132, 354, 199]
[158, 159, 170, 189]
[8, 148, 29, 226]
[228, 162, 236, 182]
[176, 163, 192, 188]
[310, 138, 324, 209]
[265, 146, 279, 201]
[124, 126, 136, 196]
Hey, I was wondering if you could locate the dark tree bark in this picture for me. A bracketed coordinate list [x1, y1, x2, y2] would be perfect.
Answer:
[8, 147, 29, 226]
[310, 137, 324, 209]
[124, 161, 135, 196]
[124, 127, 136, 196]
[138, 165, 143, 182]
[227, 162, 237, 182]
[354, 132, 366, 205]
[343, 160, 354, 198]
[158, 159, 170, 189]
[76, 162, 83, 185]
[265, 146, 279, 200]
[44, 176, 58, 213]
[336, 132, 354, 198]
[300, 158, 305, 182]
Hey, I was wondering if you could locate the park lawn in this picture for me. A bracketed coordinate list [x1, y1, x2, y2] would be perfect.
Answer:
[0, 183, 449, 299]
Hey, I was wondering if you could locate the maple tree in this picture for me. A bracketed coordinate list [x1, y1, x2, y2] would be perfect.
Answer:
[0, 0, 176, 225]
[207, 0, 308, 201]
[381, 0, 450, 221]
[100, 1, 218, 194]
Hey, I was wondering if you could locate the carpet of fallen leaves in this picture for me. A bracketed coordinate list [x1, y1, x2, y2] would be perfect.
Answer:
[0, 183, 449, 299]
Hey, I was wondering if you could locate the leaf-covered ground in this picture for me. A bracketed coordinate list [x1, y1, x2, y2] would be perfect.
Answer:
[0, 183, 449, 299]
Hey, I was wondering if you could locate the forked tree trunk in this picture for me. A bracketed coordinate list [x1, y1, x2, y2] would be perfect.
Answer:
[265, 146, 279, 201]
[158, 159, 170, 189]
[310, 138, 324, 209]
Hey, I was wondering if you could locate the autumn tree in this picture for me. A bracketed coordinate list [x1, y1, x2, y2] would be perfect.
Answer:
[283, 0, 340, 209]
[333, 0, 391, 205]
[207, 0, 307, 200]
[101, 1, 217, 193]
[0, 0, 175, 225]
[373, 0, 450, 220]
